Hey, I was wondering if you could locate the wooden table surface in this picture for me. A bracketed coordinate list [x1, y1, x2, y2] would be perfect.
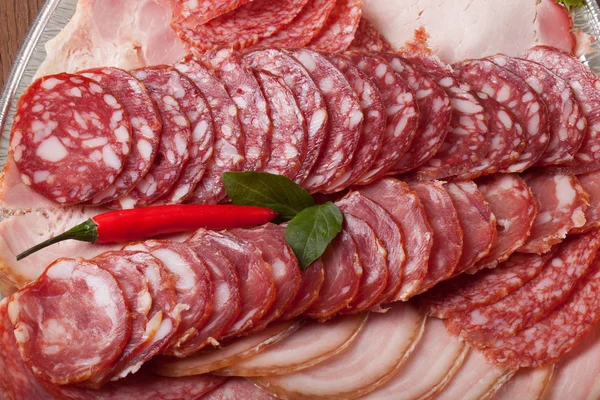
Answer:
[0, 0, 45, 90]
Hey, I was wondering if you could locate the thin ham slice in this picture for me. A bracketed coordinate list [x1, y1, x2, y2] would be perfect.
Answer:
[493, 365, 554, 400]
[203, 378, 277, 400]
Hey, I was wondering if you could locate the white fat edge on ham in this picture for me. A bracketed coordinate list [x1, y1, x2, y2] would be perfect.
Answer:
[0, 155, 55, 213]
[493, 364, 554, 400]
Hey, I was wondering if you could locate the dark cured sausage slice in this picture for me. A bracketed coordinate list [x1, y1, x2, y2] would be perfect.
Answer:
[349, 18, 393, 53]
[345, 52, 418, 184]
[289, 49, 363, 192]
[244, 49, 328, 184]
[255, 71, 307, 179]
[308, 0, 363, 52]
[203, 378, 278, 399]
[359, 178, 433, 300]
[174, 57, 244, 204]
[573, 170, 600, 234]
[446, 231, 600, 347]
[304, 230, 363, 321]
[491, 55, 587, 167]
[7, 258, 130, 385]
[201, 49, 270, 172]
[524, 46, 600, 174]
[518, 172, 588, 254]
[454, 59, 550, 172]
[335, 191, 405, 304]
[79, 67, 161, 206]
[279, 260, 325, 320]
[10, 73, 132, 205]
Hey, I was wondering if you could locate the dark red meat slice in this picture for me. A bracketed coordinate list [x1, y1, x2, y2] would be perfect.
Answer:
[308, 0, 362, 52]
[408, 181, 463, 292]
[304, 230, 363, 320]
[345, 52, 418, 184]
[244, 49, 328, 184]
[446, 231, 600, 347]
[573, 170, 600, 234]
[408, 56, 489, 180]
[7, 258, 130, 384]
[171, 0, 253, 25]
[230, 224, 302, 333]
[324, 53, 386, 192]
[524, 46, 600, 174]
[79, 67, 161, 206]
[174, 57, 244, 204]
[454, 59, 550, 172]
[190, 229, 275, 337]
[519, 172, 589, 254]
[491, 55, 586, 166]
[349, 18, 393, 52]
[10, 73, 132, 205]
[289, 49, 363, 192]
[359, 178, 432, 300]
[203, 378, 277, 399]
[445, 181, 496, 276]
[473, 174, 538, 271]
[255, 71, 307, 179]
[279, 260, 325, 320]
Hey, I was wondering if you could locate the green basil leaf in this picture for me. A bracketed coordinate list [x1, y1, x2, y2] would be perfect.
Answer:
[285, 202, 343, 269]
[557, 0, 584, 9]
[222, 171, 315, 221]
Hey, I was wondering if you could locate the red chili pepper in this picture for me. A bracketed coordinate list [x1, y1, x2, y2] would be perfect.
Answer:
[16, 204, 278, 261]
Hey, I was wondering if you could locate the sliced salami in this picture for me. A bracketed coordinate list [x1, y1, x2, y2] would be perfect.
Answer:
[171, 0, 253, 25]
[348, 18, 394, 53]
[473, 174, 538, 271]
[454, 59, 550, 172]
[10, 73, 132, 204]
[524, 46, 600, 174]
[345, 52, 418, 183]
[203, 378, 278, 400]
[174, 57, 244, 204]
[279, 260, 325, 320]
[79, 67, 161, 206]
[491, 55, 586, 166]
[408, 180, 463, 292]
[304, 230, 363, 321]
[244, 49, 328, 184]
[359, 178, 433, 300]
[7, 258, 130, 384]
[446, 231, 600, 347]
[308, 0, 363, 52]
[518, 172, 588, 254]
[289, 49, 363, 192]
[573, 170, 600, 234]
[255, 71, 307, 179]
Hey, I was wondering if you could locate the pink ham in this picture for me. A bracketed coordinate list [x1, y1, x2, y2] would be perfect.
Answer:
[202, 378, 278, 400]
[493, 365, 555, 400]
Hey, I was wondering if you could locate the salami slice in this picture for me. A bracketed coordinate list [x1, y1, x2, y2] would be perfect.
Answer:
[482, 253, 600, 369]
[119, 68, 192, 208]
[349, 18, 394, 53]
[491, 55, 586, 166]
[174, 57, 244, 204]
[359, 178, 433, 300]
[573, 170, 600, 234]
[454, 59, 550, 172]
[473, 174, 538, 271]
[445, 181, 496, 276]
[408, 181, 463, 292]
[308, 0, 363, 52]
[7, 258, 130, 384]
[446, 231, 600, 347]
[518, 172, 588, 254]
[171, 0, 253, 25]
[304, 230, 363, 320]
[279, 260, 325, 320]
[203, 378, 278, 399]
[408, 56, 489, 180]
[244, 49, 328, 184]
[345, 52, 418, 183]
[335, 191, 405, 305]
[324, 53, 386, 191]
[10, 73, 132, 204]
[524, 46, 600, 174]
[289, 49, 363, 192]
[79, 67, 162, 206]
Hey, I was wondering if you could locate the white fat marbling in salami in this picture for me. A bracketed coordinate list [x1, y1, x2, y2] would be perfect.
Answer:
[349, 18, 394, 53]
[171, 0, 253, 25]
[308, 0, 363, 52]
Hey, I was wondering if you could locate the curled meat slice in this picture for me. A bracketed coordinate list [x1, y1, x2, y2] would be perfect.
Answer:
[571, 170, 600, 234]
[493, 365, 555, 400]
[203, 378, 278, 400]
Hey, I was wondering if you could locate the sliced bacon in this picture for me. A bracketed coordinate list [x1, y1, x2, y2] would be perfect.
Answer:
[493, 365, 555, 400]
[278, 260, 325, 320]
[203, 378, 277, 400]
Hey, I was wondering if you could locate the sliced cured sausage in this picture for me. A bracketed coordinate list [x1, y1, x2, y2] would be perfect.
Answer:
[360, 178, 433, 300]
[408, 180, 463, 292]
[244, 49, 328, 184]
[289, 49, 363, 192]
[474, 174, 538, 271]
[491, 55, 586, 166]
[203, 378, 278, 400]
[79, 67, 161, 207]
[518, 172, 588, 254]
[7, 258, 130, 384]
[524, 46, 600, 174]
[308, 0, 363, 52]
[493, 365, 555, 400]
[171, 0, 253, 25]
[349, 18, 394, 53]
[10, 73, 132, 205]
[574, 170, 600, 234]
[279, 260, 325, 320]
[174, 57, 244, 204]
[345, 52, 418, 183]
[255, 71, 306, 179]
[454, 58, 550, 172]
